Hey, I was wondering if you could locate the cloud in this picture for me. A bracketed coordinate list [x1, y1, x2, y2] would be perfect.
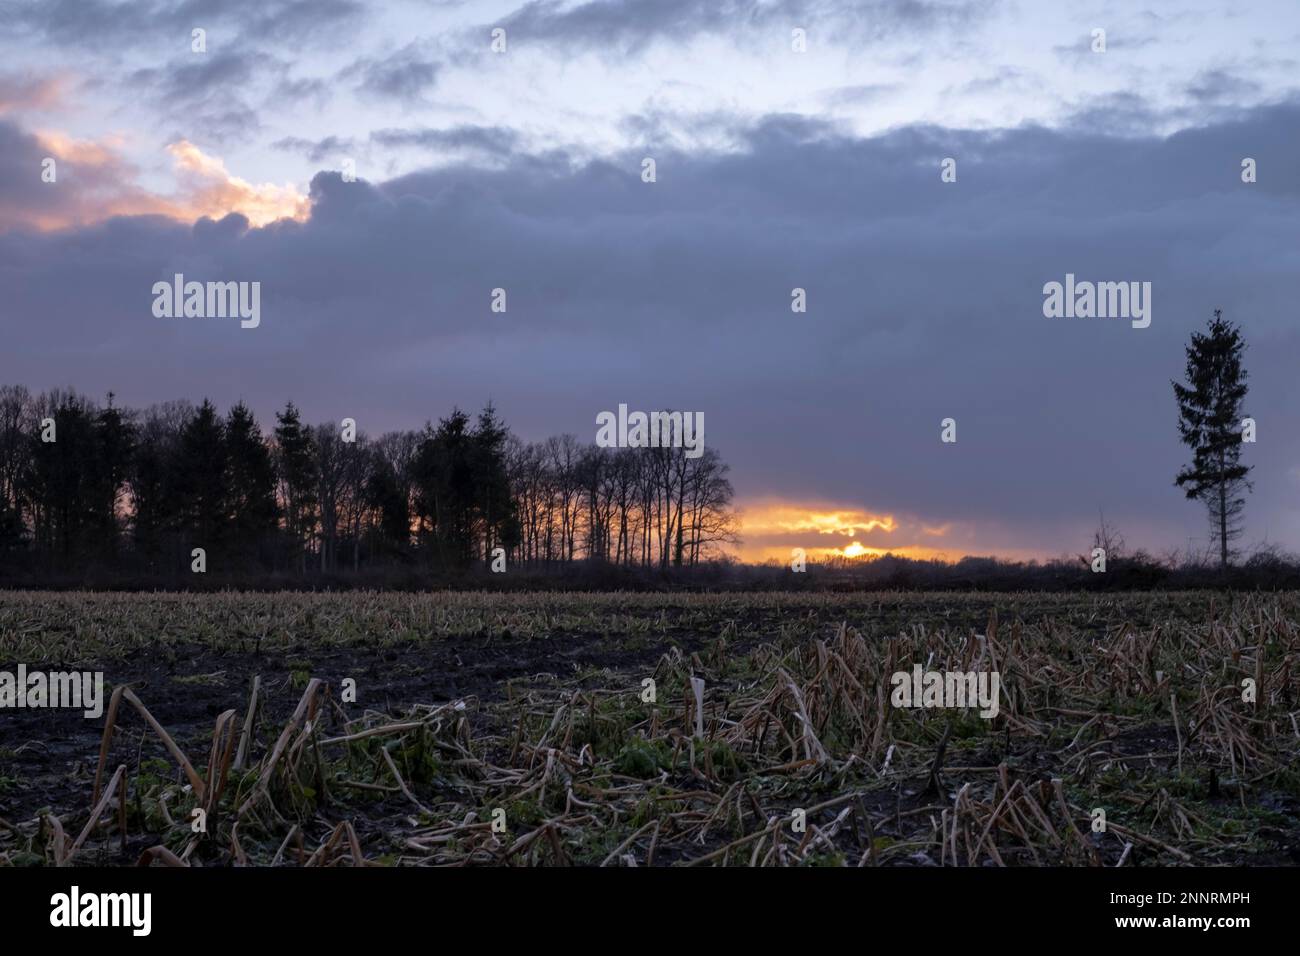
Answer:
[273, 125, 521, 165]
[0, 121, 174, 230]
[1053, 29, 1158, 61]
[0, 71, 69, 113]
[343, 44, 442, 104]
[3, 101, 1300, 557]
[821, 83, 901, 108]
[0, 120, 307, 231]
[1, 0, 364, 51]
[952, 67, 1028, 97]
[735, 498, 963, 561]
[129, 51, 264, 105]
[124, 51, 271, 142]
[1186, 69, 1264, 104]
[486, 0, 1000, 55]
[164, 140, 310, 226]
[273, 134, 357, 164]
[370, 125, 520, 156]
[742, 501, 898, 535]
[269, 75, 333, 111]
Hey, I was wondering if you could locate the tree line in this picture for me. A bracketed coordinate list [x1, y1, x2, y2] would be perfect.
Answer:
[0, 311, 1258, 586]
[0, 386, 738, 581]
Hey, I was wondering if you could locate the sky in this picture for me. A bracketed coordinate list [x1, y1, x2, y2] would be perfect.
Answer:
[1, 0, 1298, 563]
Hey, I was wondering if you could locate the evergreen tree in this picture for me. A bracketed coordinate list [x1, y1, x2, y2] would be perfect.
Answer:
[0, 385, 32, 553]
[1173, 310, 1252, 568]
[131, 401, 191, 568]
[92, 393, 136, 555]
[472, 403, 520, 558]
[365, 452, 410, 557]
[174, 399, 229, 558]
[26, 392, 97, 565]
[411, 409, 474, 567]
[0, 382, 747, 581]
[225, 402, 278, 562]
[274, 402, 318, 572]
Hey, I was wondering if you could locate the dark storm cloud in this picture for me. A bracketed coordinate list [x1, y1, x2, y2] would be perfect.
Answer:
[3, 101, 1299, 554]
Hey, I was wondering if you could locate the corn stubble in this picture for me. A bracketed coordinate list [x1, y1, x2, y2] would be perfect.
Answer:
[0, 591, 1296, 867]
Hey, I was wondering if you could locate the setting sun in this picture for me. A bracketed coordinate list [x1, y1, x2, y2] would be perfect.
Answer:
[731, 498, 968, 563]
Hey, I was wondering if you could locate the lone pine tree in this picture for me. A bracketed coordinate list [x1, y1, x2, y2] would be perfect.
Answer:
[1172, 310, 1252, 568]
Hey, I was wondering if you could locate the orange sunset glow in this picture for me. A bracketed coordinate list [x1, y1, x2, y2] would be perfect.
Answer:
[733, 499, 960, 563]
[164, 140, 310, 227]
[12, 134, 309, 232]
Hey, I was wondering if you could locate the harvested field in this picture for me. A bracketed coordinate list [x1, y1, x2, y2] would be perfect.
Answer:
[1, 590, 1297, 867]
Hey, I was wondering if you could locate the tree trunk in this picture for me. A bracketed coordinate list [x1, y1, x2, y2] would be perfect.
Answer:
[1217, 449, 1228, 569]
[1218, 484, 1228, 568]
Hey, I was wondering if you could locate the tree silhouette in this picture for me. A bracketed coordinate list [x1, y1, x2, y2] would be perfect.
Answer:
[0, 387, 740, 581]
[175, 399, 228, 557]
[274, 402, 317, 574]
[226, 402, 279, 562]
[472, 403, 520, 560]
[131, 400, 191, 569]
[90, 393, 136, 557]
[1173, 310, 1252, 568]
